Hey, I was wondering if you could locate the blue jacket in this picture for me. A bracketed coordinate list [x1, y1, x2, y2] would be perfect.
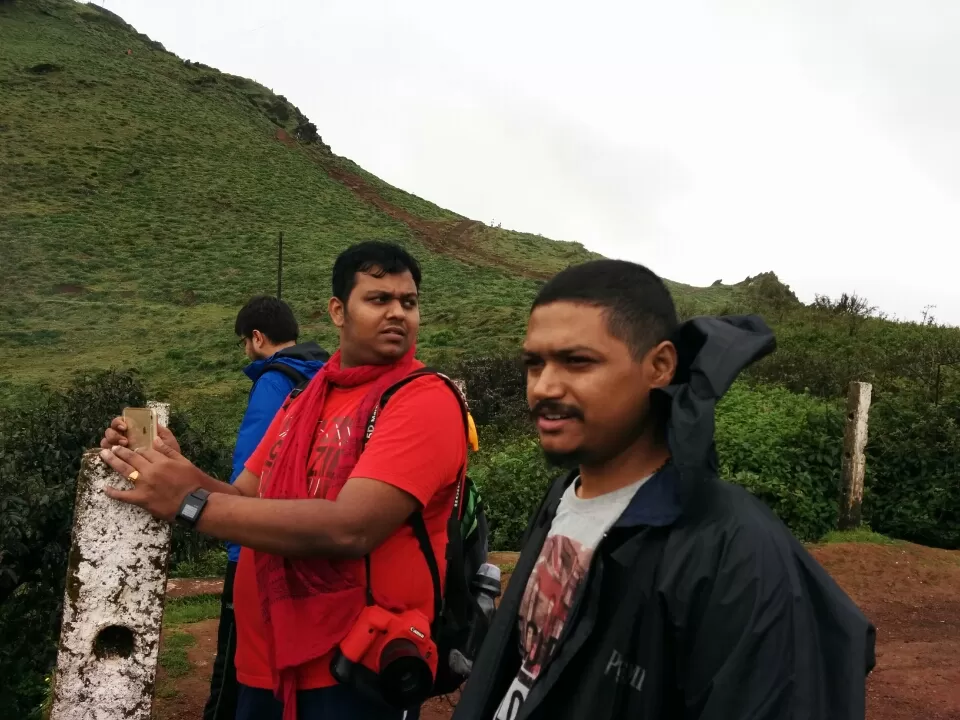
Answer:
[226, 341, 328, 562]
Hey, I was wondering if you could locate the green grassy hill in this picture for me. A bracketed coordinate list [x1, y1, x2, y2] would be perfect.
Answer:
[0, 0, 752, 431]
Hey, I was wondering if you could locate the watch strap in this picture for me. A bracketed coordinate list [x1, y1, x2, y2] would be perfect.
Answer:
[176, 488, 211, 528]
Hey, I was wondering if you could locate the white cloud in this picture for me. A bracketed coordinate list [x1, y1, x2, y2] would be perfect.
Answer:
[106, 0, 960, 323]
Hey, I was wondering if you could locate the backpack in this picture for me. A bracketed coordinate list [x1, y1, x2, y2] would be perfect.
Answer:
[363, 368, 492, 697]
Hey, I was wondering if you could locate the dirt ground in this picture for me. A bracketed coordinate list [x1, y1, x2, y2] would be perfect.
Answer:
[815, 543, 960, 719]
[155, 543, 960, 719]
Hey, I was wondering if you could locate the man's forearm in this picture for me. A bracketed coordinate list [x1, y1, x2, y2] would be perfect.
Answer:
[193, 472, 243, 497]
[195, 493, 362, 558]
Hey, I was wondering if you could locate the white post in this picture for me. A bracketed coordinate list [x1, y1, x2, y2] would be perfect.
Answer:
[50, 402, 172, 720]
[452, 378, 468, 404]
[839, 383, 872, 531]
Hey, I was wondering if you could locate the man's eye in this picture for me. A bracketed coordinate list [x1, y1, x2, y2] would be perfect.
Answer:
[566, 356, 592, 366]
[402, 298, 418, 309]
[522, 357, 543, 368]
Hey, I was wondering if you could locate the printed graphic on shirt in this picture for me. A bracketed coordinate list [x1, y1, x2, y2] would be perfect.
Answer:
[257, 411, 354, 499]
[493, 473, 654, 720]
[494, 534, 594, 720]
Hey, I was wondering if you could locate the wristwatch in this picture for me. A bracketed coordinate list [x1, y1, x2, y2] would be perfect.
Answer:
[175, 488, 211, 528]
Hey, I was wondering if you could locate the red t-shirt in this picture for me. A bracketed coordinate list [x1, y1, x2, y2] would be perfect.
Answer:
[233, 373, 467, 690]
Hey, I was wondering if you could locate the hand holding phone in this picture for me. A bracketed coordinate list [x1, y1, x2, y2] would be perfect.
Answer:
[122, 407, 157, 452]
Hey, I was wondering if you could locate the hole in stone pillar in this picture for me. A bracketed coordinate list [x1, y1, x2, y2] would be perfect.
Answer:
[93, 625, 135, 659]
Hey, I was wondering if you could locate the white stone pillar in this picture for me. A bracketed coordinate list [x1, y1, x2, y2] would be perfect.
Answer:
[839, 383, 872, 531]
[147, 401, 170, 430]
[50, 403, 173, 720]
[452, 378, 468, 404]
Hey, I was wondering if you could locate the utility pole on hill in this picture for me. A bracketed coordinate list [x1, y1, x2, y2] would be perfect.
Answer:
[277, 231, 283, 300]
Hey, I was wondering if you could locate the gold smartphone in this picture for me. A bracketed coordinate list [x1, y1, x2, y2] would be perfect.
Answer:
[122, 407, 157, 452]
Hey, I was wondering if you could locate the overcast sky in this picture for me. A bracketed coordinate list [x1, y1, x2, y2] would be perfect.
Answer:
[105, 0, 960, 324]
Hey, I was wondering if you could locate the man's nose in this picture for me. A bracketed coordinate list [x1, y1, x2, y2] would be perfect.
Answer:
[529, 364, 565, 402]
[385, 300, 406, 320]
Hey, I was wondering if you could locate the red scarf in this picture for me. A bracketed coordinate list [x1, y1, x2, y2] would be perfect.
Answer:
[254, 346, 419, 719]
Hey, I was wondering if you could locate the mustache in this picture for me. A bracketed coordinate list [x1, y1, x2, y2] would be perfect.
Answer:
[529, 400, 584, 422]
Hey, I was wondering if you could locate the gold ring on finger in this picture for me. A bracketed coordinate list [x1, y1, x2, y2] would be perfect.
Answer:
[128, 470, 140, 483]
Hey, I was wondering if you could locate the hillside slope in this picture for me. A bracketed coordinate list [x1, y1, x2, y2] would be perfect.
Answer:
[0, 0, 748, 422]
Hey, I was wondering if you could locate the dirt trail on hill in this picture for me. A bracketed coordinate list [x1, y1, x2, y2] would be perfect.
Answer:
[319, 161, 551, 280]
[156, 543, 960, 719]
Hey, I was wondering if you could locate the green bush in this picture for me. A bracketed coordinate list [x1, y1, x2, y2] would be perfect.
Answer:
[745, 304, 960, 402]
[470, 435, 554, 551]
[454, 356, 527, 427]
[169, 548, 228, 579]
[715, 383, 844, 542]
[865, 396, 960, 548]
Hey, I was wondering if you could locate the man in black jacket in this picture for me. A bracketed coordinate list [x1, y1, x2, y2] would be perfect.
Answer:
[455, 260, 875, 720]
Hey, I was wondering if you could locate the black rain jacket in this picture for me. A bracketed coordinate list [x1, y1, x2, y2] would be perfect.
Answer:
[453, 315, 876, 720]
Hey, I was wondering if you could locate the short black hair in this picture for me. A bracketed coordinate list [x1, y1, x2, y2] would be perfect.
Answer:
[532, 259, 678, 357]
[234, 296, 299, 344]
[332, 241, 422, 302]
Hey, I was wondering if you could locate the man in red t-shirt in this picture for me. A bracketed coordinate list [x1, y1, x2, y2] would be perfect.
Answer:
[99, 242, 466, 720]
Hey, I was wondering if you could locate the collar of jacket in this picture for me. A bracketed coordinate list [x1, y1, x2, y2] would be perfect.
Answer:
[244, 353, 275, 382]
[552, 462, 684, 529]
[615, 462, 684, 527]
[242, 341, 328, 382]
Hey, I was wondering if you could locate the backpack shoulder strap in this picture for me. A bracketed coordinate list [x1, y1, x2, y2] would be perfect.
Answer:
[364, 367, 470, 445]
[362, 367, 473, 631]
[262, 361, 309, 390]
[270, 364, 313, 411]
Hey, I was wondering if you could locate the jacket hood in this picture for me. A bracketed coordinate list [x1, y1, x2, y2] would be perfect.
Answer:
[658, 314, 775, 501]
[556, 315, 777, 529]
[244, 341, 329, 381]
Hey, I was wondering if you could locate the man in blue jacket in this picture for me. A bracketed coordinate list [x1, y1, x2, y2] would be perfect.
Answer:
[204, 295, 328, 720]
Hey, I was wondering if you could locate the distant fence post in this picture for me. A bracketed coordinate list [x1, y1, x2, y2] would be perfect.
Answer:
[50, 402, 172, 720]
[839, 383, 872, 530]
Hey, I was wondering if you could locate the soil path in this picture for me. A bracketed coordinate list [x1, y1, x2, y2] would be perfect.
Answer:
[319, 161, 551, 280]
[155, 544, 960, 719]
[811, 543, 960, 719]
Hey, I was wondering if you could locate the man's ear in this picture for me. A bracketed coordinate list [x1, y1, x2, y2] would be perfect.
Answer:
[328, 296, 345, 329]
[251, 329, 265, 347]
[647, 340, 678, 390]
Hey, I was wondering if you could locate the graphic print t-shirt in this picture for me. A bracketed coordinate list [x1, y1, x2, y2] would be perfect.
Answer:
[494, 474, 652, 720]
[232, 373, 466, 691]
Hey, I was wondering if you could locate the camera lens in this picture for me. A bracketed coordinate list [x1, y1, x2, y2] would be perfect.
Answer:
[379, 638, 433, 708]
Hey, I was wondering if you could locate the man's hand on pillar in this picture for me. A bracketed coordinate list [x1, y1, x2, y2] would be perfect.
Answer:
[99, 436, 206, 522]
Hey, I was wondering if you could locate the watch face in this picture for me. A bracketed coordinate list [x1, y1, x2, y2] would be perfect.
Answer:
[182, 504, 200, 520]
